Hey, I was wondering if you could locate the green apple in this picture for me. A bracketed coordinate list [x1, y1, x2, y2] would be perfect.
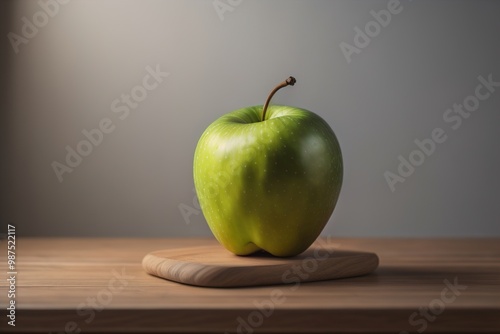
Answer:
[193, 77, 343, 257]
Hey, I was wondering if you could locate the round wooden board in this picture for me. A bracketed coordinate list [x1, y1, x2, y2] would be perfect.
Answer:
[142, 243, 379, 287]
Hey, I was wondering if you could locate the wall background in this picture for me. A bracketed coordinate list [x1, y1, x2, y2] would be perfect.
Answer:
[2, 0, 499, 237]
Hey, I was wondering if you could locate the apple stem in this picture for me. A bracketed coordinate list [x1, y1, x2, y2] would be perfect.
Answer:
[261, 76, 296, 121]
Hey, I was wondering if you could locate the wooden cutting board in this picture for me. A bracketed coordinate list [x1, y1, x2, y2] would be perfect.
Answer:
[142, 244, 379, 287]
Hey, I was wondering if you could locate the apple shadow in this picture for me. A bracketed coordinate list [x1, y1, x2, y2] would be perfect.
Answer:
[237, 247, 375, 260]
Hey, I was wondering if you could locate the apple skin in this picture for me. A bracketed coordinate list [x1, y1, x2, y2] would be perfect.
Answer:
[193, 105, 343, 257]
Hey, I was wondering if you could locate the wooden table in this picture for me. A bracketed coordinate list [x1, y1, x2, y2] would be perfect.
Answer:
[1, 238, 499, 333]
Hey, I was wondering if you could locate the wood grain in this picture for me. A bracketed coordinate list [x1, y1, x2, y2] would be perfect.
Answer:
[0, 238, 499, 333]
[142, 245, 379, 287]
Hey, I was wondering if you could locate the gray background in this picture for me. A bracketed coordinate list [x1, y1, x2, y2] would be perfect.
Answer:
[2, 0, 499, 237]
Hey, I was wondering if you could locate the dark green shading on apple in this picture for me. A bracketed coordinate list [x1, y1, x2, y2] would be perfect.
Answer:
[194, 77, 343, 257]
